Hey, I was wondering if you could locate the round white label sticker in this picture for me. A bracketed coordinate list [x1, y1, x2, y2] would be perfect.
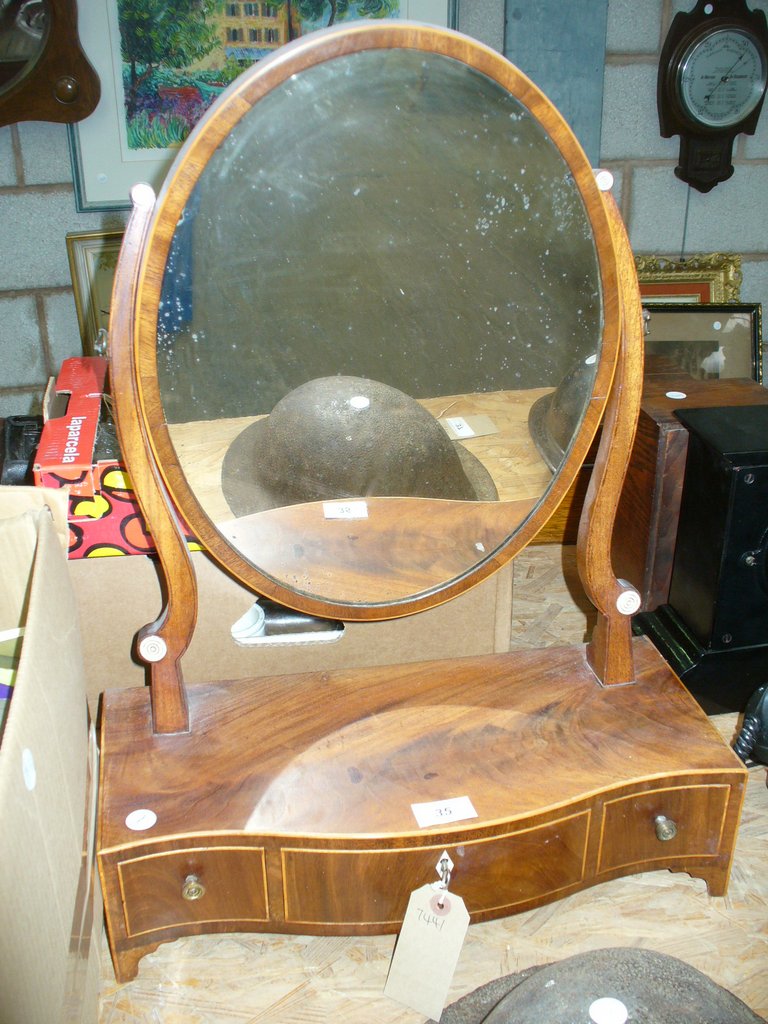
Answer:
[125, 809, 158, 831]
[589, 996, 629, 1024]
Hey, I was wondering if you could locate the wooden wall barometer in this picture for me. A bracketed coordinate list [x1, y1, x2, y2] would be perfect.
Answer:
[658, 0, 768, 192]
[97, 22, 746, 983]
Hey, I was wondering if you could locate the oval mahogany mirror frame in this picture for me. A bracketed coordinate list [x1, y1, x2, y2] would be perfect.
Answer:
[126, 22, 621, 623]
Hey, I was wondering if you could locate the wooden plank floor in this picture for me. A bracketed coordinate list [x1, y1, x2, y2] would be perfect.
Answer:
[98, 545, 768, 1022]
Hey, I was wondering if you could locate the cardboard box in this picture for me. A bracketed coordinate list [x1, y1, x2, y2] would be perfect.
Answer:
[69, 548, 513, 715]
[33, 356, 195, 559]
[34, 357, 109, 499]
[0, 487, 102, 1024]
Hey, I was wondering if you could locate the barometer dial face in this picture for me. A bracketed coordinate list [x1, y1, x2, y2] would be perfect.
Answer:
[678, 26, 768, 129]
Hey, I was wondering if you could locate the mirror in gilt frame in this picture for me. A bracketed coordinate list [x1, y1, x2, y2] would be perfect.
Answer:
[98, 22, 746, 986]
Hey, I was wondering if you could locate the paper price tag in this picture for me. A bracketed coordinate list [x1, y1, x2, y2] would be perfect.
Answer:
[323, 500, 368, 520]
[411, 795, 478, 828]
[384, 884, 469, 1020]
[440, 414, 498, 440]
[445, 416, 476, 438]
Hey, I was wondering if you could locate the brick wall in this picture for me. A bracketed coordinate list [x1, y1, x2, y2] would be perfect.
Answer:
[0, 0, 766, 418]
[0, 121, 126, 417]
[603, 0, 768, 340]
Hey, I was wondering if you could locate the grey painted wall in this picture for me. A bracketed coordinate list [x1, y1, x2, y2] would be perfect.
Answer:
[0, 0, 766, 416]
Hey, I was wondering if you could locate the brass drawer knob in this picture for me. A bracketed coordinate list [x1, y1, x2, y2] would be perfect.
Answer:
[654, 815, 678, 842]
[182, 874, 206, 901]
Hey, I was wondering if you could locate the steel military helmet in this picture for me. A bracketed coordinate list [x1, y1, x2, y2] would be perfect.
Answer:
[221, 375, 498, 518]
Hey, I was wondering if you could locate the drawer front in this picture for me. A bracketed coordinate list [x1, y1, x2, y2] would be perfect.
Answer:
[119, 846, 268, 937]
[598, 784, 730, 874]
[283, 811, 590, 926]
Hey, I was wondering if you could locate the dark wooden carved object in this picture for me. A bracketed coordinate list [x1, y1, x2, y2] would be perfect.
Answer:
[0, 0, 99, 127]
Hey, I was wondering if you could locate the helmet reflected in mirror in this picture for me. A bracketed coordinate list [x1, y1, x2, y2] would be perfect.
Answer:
[221, 375, 498, 517]
[528, 355, 598, 473]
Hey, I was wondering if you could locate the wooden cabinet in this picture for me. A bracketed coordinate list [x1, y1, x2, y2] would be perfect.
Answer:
[539, 368, 768, 614]
[98, 639, 745, 982]
[612, 373, 768, 612]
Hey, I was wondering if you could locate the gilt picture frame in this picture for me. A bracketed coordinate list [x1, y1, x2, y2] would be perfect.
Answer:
[635, 253, 742, 304]
[69, 0, 457, 211]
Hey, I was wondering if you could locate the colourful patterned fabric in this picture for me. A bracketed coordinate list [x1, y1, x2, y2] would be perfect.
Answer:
[0, 628, 24, 740]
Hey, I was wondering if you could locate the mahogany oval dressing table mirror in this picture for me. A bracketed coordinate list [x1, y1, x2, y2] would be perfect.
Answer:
[98, 23, 746, 984]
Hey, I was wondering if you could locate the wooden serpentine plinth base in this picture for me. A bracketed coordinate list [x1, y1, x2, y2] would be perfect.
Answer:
[98, 636, 746, 983]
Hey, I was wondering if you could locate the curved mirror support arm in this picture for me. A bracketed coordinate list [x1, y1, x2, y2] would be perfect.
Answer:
[109, 183, 194, 735]
[577, 188, 645, 686]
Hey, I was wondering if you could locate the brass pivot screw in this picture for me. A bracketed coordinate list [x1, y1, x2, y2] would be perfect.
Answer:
[182, 874, 206, 901]
[654, 815, 678, 841]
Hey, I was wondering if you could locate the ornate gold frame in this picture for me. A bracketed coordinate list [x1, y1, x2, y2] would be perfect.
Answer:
[635, 252, 742, 303]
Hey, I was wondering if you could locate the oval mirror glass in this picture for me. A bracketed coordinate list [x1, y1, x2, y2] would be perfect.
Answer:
[139, 26, 619, 616]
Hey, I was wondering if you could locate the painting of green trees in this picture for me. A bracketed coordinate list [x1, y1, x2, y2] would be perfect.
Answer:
[115, 0, 401, 151]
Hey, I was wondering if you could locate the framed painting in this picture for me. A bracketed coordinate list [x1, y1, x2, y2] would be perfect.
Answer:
[66, 229, 125, 354]
[635, 253, 742, 304]
[643, 304, 762, 383]
[69, 0, 458, 211]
